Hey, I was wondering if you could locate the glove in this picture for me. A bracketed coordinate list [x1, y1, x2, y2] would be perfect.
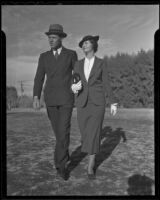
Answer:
[71, 81, 82, 94]
[111, 103, 118, 116]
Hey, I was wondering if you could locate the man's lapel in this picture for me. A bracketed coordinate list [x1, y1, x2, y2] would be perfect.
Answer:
[48, 49, 56, 64]
[56, 46, 66, 61]
[49, 47, 67, 77]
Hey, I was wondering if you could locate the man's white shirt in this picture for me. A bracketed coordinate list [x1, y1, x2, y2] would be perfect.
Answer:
[53, 47, 62, 56]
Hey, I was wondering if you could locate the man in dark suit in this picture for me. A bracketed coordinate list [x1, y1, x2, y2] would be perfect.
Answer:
[33, 24, 78, 180]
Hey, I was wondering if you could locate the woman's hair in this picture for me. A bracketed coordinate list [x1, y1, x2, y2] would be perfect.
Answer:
[89, 39, 98, 53]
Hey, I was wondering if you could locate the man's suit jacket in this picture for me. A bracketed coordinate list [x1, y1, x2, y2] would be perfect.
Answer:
[33, 47, 77, 106]
[73, 56, 116, 107]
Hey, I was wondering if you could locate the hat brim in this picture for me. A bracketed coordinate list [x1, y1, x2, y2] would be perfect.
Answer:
[79, 36, 99, 48]
[45, 31, 67, 38]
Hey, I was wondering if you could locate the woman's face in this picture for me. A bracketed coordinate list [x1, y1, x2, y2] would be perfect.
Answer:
[82, 40, 94, 54]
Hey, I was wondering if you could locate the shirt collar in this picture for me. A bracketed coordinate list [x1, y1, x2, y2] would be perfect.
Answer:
[85, 56, 95, 62]
[53, 46, 62, 55]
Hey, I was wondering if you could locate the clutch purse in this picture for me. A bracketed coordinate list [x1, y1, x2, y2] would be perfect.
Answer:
[72, 73, 81, 84]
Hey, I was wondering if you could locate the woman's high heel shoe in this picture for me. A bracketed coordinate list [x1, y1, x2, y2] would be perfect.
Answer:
[87, 166, 96, 180]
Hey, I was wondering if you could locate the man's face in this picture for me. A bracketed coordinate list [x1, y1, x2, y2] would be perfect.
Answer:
[48, 34, 62, 49]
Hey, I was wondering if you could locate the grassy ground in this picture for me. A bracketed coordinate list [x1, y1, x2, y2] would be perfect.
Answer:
[7, 108, 154, 196]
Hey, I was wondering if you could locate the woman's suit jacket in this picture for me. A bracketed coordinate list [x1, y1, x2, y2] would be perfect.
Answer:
[73, 56, 116, 107]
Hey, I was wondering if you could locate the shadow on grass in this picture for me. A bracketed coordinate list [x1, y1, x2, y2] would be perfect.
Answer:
[67, 145, 87, 174]
[67, 126, 127, 175]
[127, 173, 154, 195]
[94, 126, 127, 172]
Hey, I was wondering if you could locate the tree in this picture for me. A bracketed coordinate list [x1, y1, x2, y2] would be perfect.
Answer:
[7, 86, 18, 110]
[103, 49, 154, 108]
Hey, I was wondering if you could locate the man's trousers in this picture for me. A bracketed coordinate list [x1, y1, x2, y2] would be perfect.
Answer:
[47, 105, 73, 171]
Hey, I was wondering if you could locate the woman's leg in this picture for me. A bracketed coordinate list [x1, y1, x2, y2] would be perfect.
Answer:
[88, 154, 96, 174]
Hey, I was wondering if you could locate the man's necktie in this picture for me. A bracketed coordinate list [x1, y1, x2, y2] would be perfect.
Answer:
[55, 50, 59, 59]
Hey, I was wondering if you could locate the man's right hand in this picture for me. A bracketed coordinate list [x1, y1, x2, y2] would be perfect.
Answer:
[33, 96, 40, 110]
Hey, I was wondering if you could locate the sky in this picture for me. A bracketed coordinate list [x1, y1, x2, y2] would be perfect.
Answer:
[2, 5, 159, 95]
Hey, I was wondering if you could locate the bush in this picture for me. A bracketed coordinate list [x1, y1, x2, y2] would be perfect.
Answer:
[7, 86, 18, 109]
[17, 95, 33, 108]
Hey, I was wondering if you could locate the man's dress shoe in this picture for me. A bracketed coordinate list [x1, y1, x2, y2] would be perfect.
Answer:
[56, 161, 70, 181]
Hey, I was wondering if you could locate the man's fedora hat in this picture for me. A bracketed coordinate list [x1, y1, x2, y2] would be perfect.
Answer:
[45, 24, 67, 38]
[79, 35, 99, 48]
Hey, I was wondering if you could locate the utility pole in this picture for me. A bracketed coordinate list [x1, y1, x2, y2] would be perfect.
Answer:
[20, 81, 24, 96]
[18, 80, 33, 96]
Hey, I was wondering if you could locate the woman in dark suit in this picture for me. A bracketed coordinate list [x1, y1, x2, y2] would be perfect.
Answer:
[71, 35, 118, 179]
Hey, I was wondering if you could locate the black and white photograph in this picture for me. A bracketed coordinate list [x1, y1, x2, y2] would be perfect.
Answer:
[2, 4, 159, 196]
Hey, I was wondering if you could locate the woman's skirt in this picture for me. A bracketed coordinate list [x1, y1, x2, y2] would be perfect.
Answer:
[77, 98, 105, 154]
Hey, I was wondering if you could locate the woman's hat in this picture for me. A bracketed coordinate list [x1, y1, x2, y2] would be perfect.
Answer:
[79, 35, 99, 48]
[45, 24, 67, 38]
